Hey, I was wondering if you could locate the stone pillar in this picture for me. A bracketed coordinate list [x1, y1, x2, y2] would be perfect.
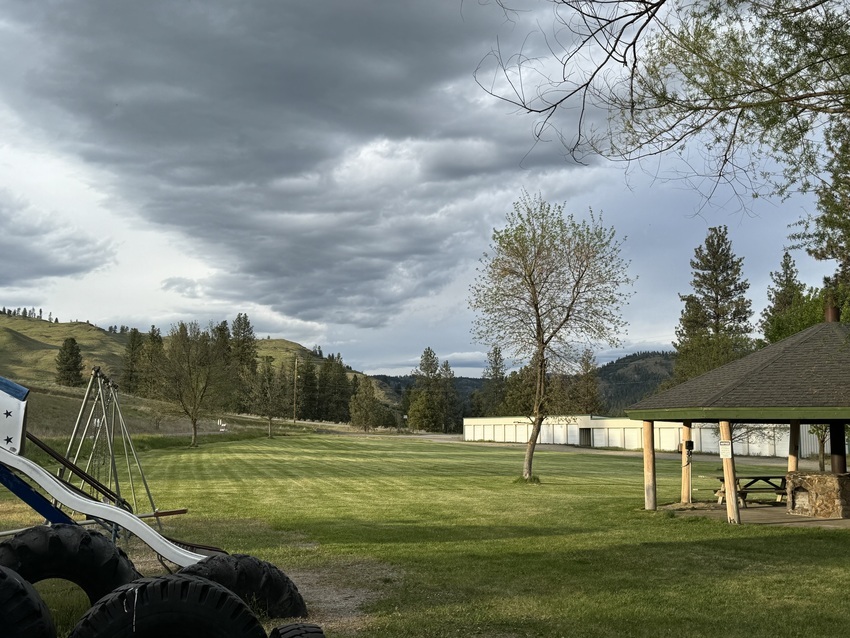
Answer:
[719, 420, 741, 524]
[681, 420, 692, 504]
[788, 420, 800, 472]
[830, 422, 847, 474]
[643, 420, 656, 511]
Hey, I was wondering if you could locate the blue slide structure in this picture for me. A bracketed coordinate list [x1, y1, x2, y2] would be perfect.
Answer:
[0, 376, 205, 567]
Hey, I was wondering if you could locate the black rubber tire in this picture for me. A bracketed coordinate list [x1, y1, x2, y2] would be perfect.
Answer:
[0, 564, 56, 638]
[179, 552, 307, 618]
[68, 573, 266, 638]
[0, 524, 141, 605]
[270, 622, 326, 638]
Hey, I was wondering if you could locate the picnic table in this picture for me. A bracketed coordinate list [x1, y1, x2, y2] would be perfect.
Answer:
[705, 475, 787, 507]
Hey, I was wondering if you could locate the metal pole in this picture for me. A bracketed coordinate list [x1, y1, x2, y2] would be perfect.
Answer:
[64, 370, 96, 461]
[292, 357, 298, 425]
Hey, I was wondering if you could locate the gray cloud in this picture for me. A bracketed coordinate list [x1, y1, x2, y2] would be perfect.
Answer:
[0, 1, 566, 331]
[0, 191, 115, 286]
[0, 1, 830, 376]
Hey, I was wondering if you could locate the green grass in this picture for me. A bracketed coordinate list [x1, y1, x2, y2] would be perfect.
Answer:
[3, 434, 848, 637]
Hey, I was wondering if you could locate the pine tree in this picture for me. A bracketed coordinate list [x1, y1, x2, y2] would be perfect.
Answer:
[317, 354, 351, 422]
[499, 365, 536, 416]
[564, 348, 604, 415]
[55, 337, 85, 387]
[296, 358, 319, 421]
[480, 345, 507, 417]
[231, 313, 258, 412]
[439, 360, 461, 433]
[407, 347, 445, 432]
[139, 326, 165, 398]
[672, 226, 754, 383]
[349, 376, 379, 432]
[120, 328, 145, 394]
[759, 252, 818, 343]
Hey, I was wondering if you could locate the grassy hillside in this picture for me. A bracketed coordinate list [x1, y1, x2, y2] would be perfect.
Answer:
[0, 314, 393, 433]
[0, 314, 326, 386]
[598, 350, 675, 415]
[0, 315, 128, 384]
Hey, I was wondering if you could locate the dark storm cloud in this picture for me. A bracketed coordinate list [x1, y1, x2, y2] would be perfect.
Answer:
[0, 1, 573, 328]
[0, 192, 115, 286]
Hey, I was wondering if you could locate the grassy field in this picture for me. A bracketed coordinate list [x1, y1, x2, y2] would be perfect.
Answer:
[2, 432, 848, 637]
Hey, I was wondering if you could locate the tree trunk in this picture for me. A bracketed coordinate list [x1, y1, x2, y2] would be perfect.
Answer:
[267, 416, 273, 438]
[190, 418, 198, 447]
[819, 438, 826, 471]
[523, 349, 547, 481]
[523, 415, 545, 479]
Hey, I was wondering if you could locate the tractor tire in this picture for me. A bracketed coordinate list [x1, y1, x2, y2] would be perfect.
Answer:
[0, 524, 141, 605]
[270, 622, 326, 638]
[179, 552, 307, 618]
[0, 564, 56, 638]
[68, 573, 266, 638]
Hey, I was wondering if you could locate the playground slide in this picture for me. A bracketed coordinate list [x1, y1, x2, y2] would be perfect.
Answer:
[0, 446, 204, 567]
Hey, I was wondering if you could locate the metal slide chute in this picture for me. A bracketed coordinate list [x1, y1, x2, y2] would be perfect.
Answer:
[0, 446, 204, 566]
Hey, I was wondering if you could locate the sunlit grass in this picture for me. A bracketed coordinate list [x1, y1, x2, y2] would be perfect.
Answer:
[4, 434, 849, 637]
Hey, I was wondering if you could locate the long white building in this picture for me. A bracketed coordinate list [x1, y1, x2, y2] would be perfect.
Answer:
[462, 415, 832, 459]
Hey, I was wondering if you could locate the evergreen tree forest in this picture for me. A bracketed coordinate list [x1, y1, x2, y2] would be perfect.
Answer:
[112, 314, 382, 431]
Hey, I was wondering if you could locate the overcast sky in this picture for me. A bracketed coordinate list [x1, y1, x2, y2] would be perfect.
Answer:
[0, 2, 835, 376]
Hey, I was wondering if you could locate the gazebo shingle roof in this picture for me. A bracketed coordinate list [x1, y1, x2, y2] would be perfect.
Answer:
[626, 322, 850, 423]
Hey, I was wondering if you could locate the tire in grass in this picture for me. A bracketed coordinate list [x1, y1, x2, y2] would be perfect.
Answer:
[68, 573, 266, 638]
[0, 564, 56, 638]
[270, 622, 326, 638]
[179, 553, 308, 618]
[0, 524, 141, 605]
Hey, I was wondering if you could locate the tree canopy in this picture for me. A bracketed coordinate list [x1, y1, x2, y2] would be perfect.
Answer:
[481, 0, 850, 204]
[672, 225, 753, 383]
[469, 191, 632, 479]
[55, 337, 85, 387]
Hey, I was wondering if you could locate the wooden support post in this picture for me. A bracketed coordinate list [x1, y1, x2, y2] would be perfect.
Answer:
[719, 420, 741, 524]
[788, 420, 800, 472]
[829, 422, 847, 474]
[643, 420, 656, 511]
[681, 420, 692, 504]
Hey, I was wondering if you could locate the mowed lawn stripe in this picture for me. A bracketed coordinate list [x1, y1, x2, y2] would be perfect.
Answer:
[15, 433, 850, 638]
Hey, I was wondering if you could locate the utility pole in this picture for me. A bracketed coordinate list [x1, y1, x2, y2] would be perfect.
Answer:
[292, 356, 298, 425]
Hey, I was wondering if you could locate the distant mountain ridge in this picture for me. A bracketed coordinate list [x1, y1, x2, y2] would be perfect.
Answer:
[597, 351, 675, 415]
[0, 313, 675, 415]
[374, 350, 676, 416]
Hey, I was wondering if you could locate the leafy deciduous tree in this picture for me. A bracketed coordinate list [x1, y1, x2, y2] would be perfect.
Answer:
[469, 191, 632, 480]
[159, 321, 229, 447]
[481, 0, 850, 205]
[251, 356, 287, 438]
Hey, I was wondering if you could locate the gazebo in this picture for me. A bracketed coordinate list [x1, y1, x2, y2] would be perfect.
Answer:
[626, 314, 850, 523]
